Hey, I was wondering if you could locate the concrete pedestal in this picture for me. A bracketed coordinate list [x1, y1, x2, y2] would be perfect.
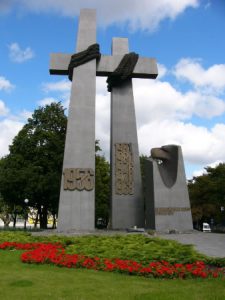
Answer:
[144, 145, 193, 232]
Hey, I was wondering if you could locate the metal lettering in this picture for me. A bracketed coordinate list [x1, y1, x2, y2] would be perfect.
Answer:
[155, 207, 191, 215]
[63, 168, 94, 191]
[115, 143, 134, 195]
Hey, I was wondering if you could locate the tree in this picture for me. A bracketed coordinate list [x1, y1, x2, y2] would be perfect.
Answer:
[0, 104, 111, 229]
[0, 196, 12, 228]
[188, 163, 225, 227]
[0, 102, 67, 229]
[95, 141, 110, 227]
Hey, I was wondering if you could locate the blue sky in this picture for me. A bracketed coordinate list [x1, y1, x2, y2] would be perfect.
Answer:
[0, 0, 225, 178]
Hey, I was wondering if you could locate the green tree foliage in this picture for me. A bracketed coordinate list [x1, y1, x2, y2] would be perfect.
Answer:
[0, 196, 12, 227]
[0, 105, 110, 229]
[139, 154, 148, 181]
[139, 154, 149, 208]
[188, 163, 225, 226]
[95, 142, 110, 227]
[0, 103, 67, 228]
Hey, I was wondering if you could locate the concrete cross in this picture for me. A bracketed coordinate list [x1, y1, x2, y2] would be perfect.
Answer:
[110, 38, 154, 229]
[50, 9, 97, 232]
[49, 9, 158, 232]
[50, 51, 158, 80]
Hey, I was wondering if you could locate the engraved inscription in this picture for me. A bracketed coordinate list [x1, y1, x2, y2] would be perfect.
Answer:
[115, 143, 134, 195]
[155, 207, 191, 215]
[63, 168, 94, 191]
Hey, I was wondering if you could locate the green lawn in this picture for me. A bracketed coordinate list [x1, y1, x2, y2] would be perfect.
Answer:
[0, 250, 224, 300]
[1, 231, 224, 265]
[0, 231, 225, 299]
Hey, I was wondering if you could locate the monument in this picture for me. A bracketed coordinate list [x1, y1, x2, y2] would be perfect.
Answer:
[50, 9, 158, 231]
[144, 145, 193, 232]
[50, 9, 98, 231]
[109, 38, 157, 229]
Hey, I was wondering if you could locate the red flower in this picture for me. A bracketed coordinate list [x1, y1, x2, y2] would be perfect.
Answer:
[0, 241, 224, 280]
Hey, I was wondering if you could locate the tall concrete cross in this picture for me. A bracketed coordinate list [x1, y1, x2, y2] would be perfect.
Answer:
[50, 9, 158, 232]
[50, 9, 97, 232]
[110, 38, 143, 229]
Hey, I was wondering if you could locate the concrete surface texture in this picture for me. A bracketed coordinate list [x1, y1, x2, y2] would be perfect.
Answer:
[50, 9, 158, 232]
[110, 38, 144, 229]
[144, 145, 193, 232]
[51, 9, 97, 231]
[50, 53, 158, 79]
[160, 232, 225, 258]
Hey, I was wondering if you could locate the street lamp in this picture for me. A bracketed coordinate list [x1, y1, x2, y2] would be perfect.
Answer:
[24, 199, 29, 229]
[40, 205, 44, 229]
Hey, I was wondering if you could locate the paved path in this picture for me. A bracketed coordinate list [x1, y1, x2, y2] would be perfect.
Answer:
[160, 232, 225, 257]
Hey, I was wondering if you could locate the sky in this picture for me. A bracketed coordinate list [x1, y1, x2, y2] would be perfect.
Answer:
[0, 0, 225, 179]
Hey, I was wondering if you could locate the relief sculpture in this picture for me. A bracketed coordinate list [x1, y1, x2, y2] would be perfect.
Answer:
[63, 168, 94, 191]
[155, 207, 191, 215]
[115, 143, 134, 195]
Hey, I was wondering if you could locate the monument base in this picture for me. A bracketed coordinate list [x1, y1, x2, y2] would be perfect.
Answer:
[144, 145, 193, 232]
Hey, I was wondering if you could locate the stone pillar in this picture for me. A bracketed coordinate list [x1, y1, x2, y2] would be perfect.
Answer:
[110, 38, 144, 229]
[57, 9, 96, 231]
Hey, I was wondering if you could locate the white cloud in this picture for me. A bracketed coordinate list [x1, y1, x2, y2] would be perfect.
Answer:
[8, 42, 34, 63]
[0, 76, 14, 91]
[0, 100, 9, 116]
[42, 80, 71, 110]
[19, 110, 32, 120]
[137, 119, 225, 166]
[94, 66, 225, 166]
[42, 79, 71, 93]
[157, 63, 167, 79]
[0, 118, 24, 157]
[39, 59, 225, 174]
[5, 0, 199, 31]
[192, 160, 222, 178]
[182, 91, 225, 119]
[96, 78, 110, 157]
[93, 76, 225, 166]
[38, 97, 58, 106]
[133, 79, 225, 123]
[174, 58, 225, 92]
[132, 77, 225, 165]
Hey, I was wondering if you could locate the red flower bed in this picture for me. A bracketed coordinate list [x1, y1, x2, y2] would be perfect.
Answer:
[0, 241, 62, 251]
[0, 242, 223, 279]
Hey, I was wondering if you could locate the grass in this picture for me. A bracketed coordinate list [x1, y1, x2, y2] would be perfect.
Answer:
[1, 230, 225, 266]
[0, 251, 225, 300]
[65, 234, 206, 264]
[3, 230, 224, 265]
[0, 231, 225, 299]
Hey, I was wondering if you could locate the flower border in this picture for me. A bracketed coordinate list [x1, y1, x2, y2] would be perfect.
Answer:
[0, 242, 223, 279]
